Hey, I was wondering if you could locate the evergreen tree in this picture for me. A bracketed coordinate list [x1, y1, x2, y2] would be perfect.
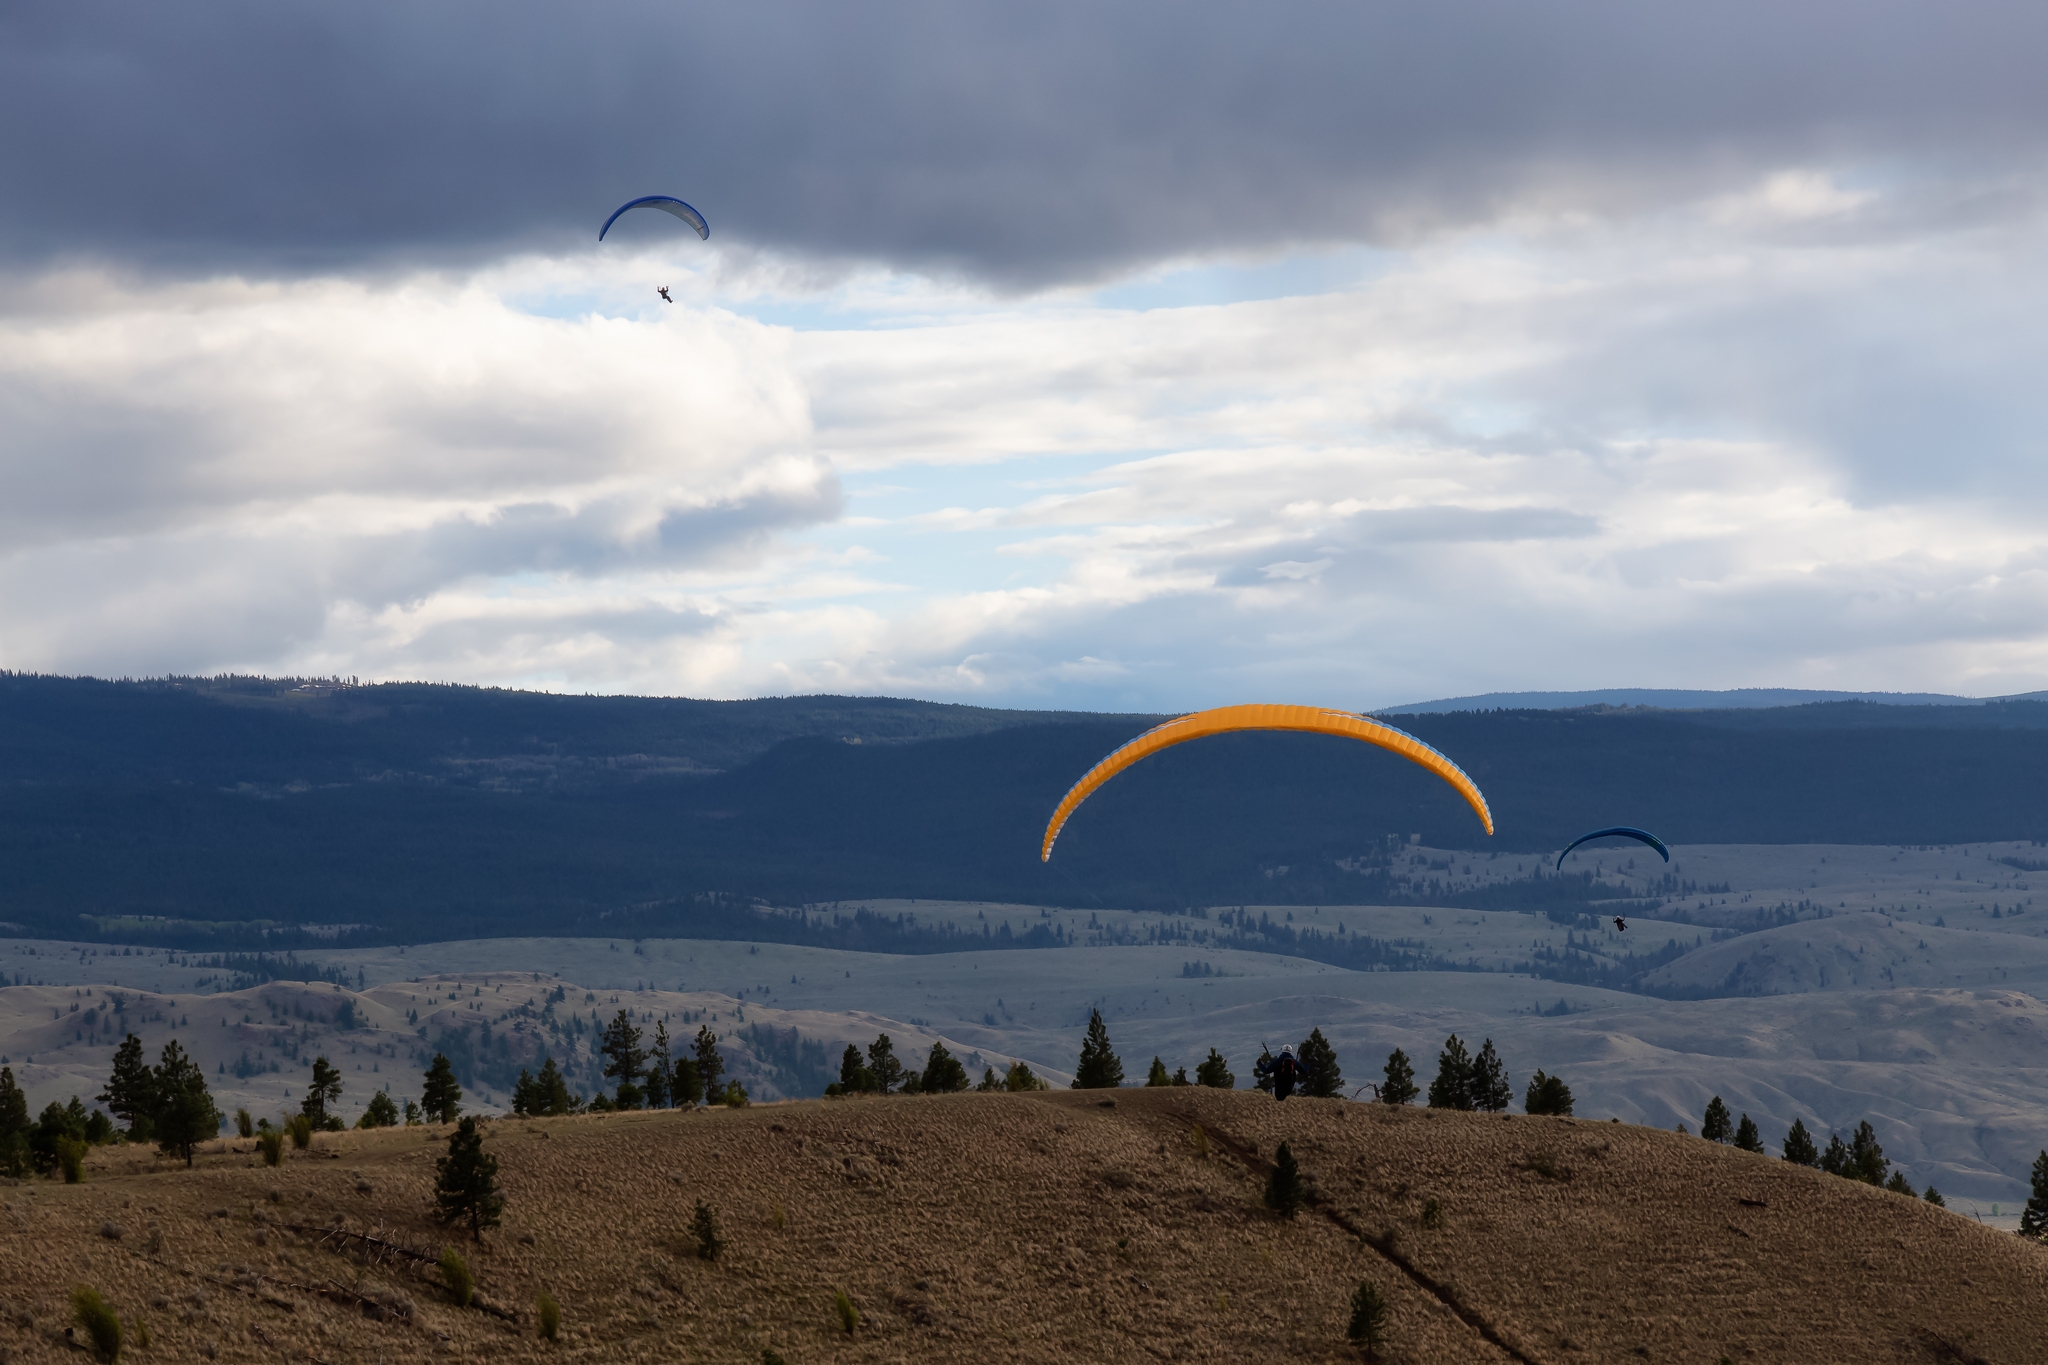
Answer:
[1146, 1056, 1172, 1087]
[1848, 1121, 1888, 1185]
[975, 1067, 1001, 1092]
[867, 1034, 905, 1094]
[1252, 1047, 1275, 1094]
[1734, 1114, 1764, 1153]
[511, 1068, 541, 1117]
[1071, 1009, 1123, 1089]
[2021, 1150, 2048, 1239]
[98, 1033, 157, 1140]
[670, 1053, 701, 1109]
[535, 1057, 575, 1114]
[1004, 1061, 1049, 1092]
[1428, 1035, 1474, 1110]
[1884, 1170, 1916, 1197]
[838, 1043, 875, 1094]
[1172, 1066, 1191, 1086]
[645, 1021, 674, 1109]
[600, 1010, 648, 1109]
[421, 1053, 463, 1124]
[1264, 1141, 1305, 1218]
[152, 1040, 222, 1168]
[1782, 1118, 1819, 1167]
[302, 1056, 344, 1126]
[29, 1100, 88, 1174]
[358, 1091, 400, 1128]
[1195, 1048, 1234, 1089]
[921, 1041, 969, 1094]
[1819, 1131, 1850, 1177]
[1524, 1070, 1573, 1116]
[433, 1116, 504, 1242]
[1381, 1049, 1419, 1106]
[1470, 1039, 1511, 1112]
[1923, 1185, 1945, 1207]
[1297, 1028, 1342, 1099]
[0, 1067, 30, 1178]
[694, 1025, 724, 1104]
[1701, 1096, 1733, 1143]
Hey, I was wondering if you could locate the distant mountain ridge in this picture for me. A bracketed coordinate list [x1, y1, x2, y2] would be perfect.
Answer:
[1380, 686, 2048, 713]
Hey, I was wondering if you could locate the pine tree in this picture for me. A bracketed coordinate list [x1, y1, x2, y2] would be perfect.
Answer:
[1172, 1066, 1191, 1086]
[600, 1010, 648, 1109]
[1782, 1118, 1819, 1166]
[2020, 1150, 2048, 1239]
[1195, 1048, 1234, 1089]
[1819, 1131, 1850, 1177]
[1848, 1121, 1888, 1185]
[1470, 1039, 1511, 1112]
[535, 1057, 575, 1114]
[1701, 1096, 1733, 1143]
[694, 1025, 724, 1103]
[1734, 1114, 1764, 1153]
[98, 1033, 157, 1140]
[421, 1053, 463, 1124]
[1146, 1056, 1172, 1087]
[922, 1041, 969, 1093]
[358, 1091, 400, 1128]
[0, 1067, 30, 1178]
[867, 1035, 905, 1094]
[1071, 1009, 1123, 1089]
[1923, 1185, 1946, 1207]
[975, 1067, 1001, 1092]
[1252, 1047, 1275, 1094]
[433, 1116, 504, 1242]
[303, 1056, 344, 1126]
[1381, 1049, 1419, 1106]
[670, 1053, 701, 1108]
[1524, 1070, 1573, 1116]
[1428, 1035, 1474, 1110]
[1884, 1170, 1916, 1197]
[511, 1068, 540, 1117]
[152, 1040, 222, 1168]
[1264, 1141, 1305, 1218]
[1297, 1028, 1342, 1098]
[1004, 1061, 1049, 1092]
[645, 1022, 674, 1109]
[838, 1043, 874, 1094]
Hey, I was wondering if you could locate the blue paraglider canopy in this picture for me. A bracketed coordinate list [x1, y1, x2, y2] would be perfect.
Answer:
[1556, 826, 1670, 872]
[599, 196, 709, 242]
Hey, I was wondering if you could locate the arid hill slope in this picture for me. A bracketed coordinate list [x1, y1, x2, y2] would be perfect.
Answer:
[3, 1089, 2044, 1364]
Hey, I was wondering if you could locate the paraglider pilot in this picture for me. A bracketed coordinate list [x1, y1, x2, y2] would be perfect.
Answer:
[657, 286, 673, 303]
[1613, 916, 1628, 932]
[1256, 1044, 1303, 1101]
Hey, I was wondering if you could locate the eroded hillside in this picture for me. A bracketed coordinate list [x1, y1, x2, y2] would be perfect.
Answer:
[3, 1090, 2043, 1363]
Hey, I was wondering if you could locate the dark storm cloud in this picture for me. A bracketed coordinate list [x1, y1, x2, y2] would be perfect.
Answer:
[4, 1, 2046, 284]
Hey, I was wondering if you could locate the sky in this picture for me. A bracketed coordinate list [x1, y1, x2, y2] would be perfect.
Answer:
[6, 2, 2048, 711]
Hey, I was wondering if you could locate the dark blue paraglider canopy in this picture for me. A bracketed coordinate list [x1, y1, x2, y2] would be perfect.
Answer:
[1556, 826, 1670, 872]
[599, 196, 709, 242]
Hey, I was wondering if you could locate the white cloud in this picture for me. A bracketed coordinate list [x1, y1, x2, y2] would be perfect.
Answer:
[4, 167, 2048, 704]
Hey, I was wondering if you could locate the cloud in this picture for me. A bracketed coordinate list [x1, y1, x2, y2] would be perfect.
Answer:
[5, 3, 2048, 284]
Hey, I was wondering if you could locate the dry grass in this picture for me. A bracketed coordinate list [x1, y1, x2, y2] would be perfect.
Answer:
[0, 1089, 2043, 1363]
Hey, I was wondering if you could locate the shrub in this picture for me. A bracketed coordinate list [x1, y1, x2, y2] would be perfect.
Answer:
[71, 1285, 121, 1362]
[832, 1288, 859, 1335]
[439, 1247, 473, 1308]
[287, 1114, 313, 1150]
[1347, 1280, 1389, 1352]
[536, 1291, 560, 1341]
[692, 1201, 724, 1260]
[234, 1109, 254, 1139]
[258, 1130, 285, 1166]
[1264, 1141, 1304, 1218]
[1420, 1198, 1443, 1229]
[763, 1351, 789, 1365]
[770, 1204, 787, 1231]
[1190, 1123, 1209, 1159]
[57, 1135, 87, 1183]
[1523, 1070, 1573, 1117]
[721, 1081, 749, 1108]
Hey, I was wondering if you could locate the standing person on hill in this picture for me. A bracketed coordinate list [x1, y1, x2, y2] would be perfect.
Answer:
[1257, 1044, 1303, 1101]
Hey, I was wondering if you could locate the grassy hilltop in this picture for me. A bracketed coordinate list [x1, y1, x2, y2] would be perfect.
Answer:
[5, 1089, 2044, 1364]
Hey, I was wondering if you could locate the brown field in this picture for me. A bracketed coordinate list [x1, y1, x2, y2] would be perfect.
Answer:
[2, 1089, 2044, 1364]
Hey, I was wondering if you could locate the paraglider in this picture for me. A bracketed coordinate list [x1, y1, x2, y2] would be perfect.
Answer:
[1555, 826, 1669, 872]
[1613, 916, 1630, 933]
[599, 195, 710, 241]
[657, 286, 673, 303]
[1039, 703, 1493, 861]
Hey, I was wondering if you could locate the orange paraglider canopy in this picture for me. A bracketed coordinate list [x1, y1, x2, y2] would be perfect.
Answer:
[1039, 703, 1493, 861]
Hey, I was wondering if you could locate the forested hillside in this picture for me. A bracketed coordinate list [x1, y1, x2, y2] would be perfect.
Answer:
[4, 674, 2048, 945]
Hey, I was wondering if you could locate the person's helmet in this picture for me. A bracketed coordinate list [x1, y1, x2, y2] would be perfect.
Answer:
[1280, 1044, 1295, 1058]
